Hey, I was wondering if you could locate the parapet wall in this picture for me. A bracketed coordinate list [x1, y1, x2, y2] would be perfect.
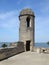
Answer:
[34, 47, 49, 53]
[0, 42, 25, 61]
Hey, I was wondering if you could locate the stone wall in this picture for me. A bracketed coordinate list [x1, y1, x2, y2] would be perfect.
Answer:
[34, 47, 49, 53]
[0, 42, 25, 61]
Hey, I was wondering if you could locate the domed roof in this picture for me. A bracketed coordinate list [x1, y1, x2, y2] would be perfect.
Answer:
[19, 8, 34, 16]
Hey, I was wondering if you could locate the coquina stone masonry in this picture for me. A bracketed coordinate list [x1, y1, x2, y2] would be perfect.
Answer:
[19, 8, 35, 51]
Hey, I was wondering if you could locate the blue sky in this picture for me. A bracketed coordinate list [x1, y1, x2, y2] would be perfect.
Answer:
[0, 0, 49, 42]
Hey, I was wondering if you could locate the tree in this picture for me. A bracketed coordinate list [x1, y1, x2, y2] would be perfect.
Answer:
[2, 43, 7, 48]
[47, 41, 49, 45]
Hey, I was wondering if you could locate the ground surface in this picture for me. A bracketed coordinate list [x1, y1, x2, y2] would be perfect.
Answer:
[0, 51, 49, 65]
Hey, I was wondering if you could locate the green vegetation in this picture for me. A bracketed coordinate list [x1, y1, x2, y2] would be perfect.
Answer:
[2, 43, 7, 48]
[47, 41, 49, 45]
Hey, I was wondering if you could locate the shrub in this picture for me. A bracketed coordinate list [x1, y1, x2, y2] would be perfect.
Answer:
[47, 41, 49, 45]
[2, 43, 7, 48]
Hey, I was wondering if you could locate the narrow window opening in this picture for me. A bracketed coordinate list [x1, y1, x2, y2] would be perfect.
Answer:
[26, 17, 30, 27]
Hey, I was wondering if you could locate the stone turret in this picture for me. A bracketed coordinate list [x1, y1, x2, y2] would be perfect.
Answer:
[19, 8, 35, 51]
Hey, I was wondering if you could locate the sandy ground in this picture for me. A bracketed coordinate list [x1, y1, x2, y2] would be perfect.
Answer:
[0, 51, 49, 65]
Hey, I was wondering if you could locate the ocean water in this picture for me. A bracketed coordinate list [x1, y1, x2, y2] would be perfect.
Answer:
[34, 43, 49, 48]
[0, 42, 49, 48]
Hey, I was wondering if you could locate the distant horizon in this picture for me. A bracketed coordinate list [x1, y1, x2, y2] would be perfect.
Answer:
[0, 41, 47, 43]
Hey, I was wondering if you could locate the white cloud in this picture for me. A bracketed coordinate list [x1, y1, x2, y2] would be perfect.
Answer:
[0, 10, 20, 42]
[0, 10, 18, 19]
[0, 10, 19, 29]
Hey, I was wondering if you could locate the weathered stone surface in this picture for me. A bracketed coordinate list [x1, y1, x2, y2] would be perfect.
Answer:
[19, 8, 34, 16]
[34, 47, 49, 54]
[0, 51, 49, 65]
[0, 42, 24, 61]
[19, 8, 35, 51]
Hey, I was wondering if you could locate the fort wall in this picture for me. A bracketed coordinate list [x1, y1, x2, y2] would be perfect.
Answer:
[0, 42, 24, 61]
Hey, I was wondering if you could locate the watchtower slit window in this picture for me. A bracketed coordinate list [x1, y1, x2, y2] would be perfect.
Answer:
[26, 17, 30, 27]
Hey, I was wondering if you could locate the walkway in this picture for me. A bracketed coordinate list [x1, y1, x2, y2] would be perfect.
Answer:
[0, 51, 49, 65]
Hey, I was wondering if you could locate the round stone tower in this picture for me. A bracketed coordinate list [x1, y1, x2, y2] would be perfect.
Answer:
[19, 8, 35, 51]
